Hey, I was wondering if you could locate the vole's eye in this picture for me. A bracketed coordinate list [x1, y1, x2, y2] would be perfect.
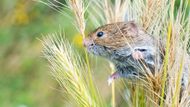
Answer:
[97, 31, 104, 37]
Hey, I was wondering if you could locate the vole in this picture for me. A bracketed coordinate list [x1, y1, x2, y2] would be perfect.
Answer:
[83, 21, 162, 81]
[83, 21, 189, 97]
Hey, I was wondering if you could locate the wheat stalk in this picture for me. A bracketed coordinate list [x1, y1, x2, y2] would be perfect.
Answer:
[42, 33, 105, 107]
[41, 0, 190, 106]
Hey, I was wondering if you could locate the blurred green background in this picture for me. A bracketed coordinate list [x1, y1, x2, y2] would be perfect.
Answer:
[0, 0, 78, 107]
[0, 0, 189, 107]
[0, 0, 109, 107]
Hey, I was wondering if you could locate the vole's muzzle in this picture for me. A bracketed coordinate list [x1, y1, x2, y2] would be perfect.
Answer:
[83, 38, 94, 47]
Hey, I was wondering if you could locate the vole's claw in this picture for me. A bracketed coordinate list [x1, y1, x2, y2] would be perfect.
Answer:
[108, 77, 113, 86]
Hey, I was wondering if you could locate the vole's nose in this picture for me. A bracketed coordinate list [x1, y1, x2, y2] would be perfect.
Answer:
[83, 38, 94, 47]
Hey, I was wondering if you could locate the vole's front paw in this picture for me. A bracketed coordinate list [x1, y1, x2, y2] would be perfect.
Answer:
[132, 50, 144, 60]
[108, 71, 120, 86]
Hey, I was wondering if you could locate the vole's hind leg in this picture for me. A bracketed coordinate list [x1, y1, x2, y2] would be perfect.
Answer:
[132, 50, 144, 60]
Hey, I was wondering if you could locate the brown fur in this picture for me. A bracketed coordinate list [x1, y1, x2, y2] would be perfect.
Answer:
[87, 21, 153, 50]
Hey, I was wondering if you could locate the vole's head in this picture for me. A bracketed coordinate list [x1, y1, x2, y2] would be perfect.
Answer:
[83, 21, 146, 58]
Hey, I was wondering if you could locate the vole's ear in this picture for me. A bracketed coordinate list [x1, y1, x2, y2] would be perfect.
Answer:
[122, 21, 138, 37]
